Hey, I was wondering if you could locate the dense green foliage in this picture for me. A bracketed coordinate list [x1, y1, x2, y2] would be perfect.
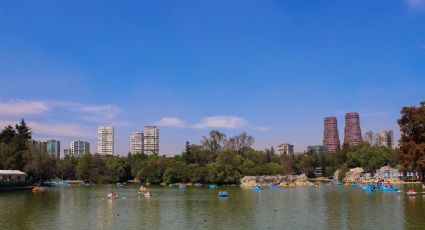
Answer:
[0, 121, 400, 184]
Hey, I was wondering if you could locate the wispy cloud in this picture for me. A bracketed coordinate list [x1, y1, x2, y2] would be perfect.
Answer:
[418, 44, 425, 49]
[0, 100, 50, 116]
[50, 101, 120, 122]
[155, 117, 185, 127]
[406, 0, 425, 10]
[254, 126, 273, 131]
[193, 116, 247, 129]
[0, 99, 121, 122]
[0, 119, 95, 138]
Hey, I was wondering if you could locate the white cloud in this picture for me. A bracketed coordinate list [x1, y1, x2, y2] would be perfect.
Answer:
[50, 101, 120, 122]
[0, 119, 95, 138]
[193, 116, 246, 129]
[155, 117, 185, 127]
[254, 126, 273, 131]
[0, 100, 50, 116]
[406, 0, 425, 10]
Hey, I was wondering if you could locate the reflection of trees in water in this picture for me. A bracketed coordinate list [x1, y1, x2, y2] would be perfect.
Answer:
[0, 189, 61, 229]
[404, 184, 425, 230]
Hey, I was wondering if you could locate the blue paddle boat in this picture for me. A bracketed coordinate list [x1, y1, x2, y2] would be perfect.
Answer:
[218, 191, 230, 197]
[179, 184, 187, 189]
[251, 185, 264, 191]
[362, 185, 376, 192]
[208, 184, 218, 189]
[268, 185, 280, 189]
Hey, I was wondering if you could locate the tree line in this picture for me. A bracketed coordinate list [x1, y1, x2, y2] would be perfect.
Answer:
[0, 101, 423, 184]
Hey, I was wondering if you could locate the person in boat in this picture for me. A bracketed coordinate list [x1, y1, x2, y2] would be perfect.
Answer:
[408, 187, 415, 193]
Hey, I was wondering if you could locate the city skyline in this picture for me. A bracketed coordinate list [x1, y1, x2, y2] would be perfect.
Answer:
[0, 1, 424, 155]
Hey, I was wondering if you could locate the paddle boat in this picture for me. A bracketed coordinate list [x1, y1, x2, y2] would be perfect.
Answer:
[195, 183, 202, 187]
[350, 183, 360, 187]
[218, 191, 230, 197]
[344, 182, 350, 187]
[179, 184, 187, 189]
[107, 191, 118, 199]
[251, 185, 263, 191]
[208, 184, 218, 189]
[407, 188, 417, 196]
[143, 191, 152, 197]
[380, 184, 398, 192]
[362, 185, 376, 192]
[117, 183, 124, 187]
[139, 186, 148, 192]
[314, 182, 321, 189]
[335, 182, 342, 186]
[268, 184, 280, 190]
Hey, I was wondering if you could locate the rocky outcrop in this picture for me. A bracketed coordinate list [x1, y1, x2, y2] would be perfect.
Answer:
[240, 174, 313, 187]
[344, 167, 364, 183]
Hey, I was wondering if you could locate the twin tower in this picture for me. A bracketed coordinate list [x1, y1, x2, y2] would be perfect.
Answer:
[323, 112, 362, 153]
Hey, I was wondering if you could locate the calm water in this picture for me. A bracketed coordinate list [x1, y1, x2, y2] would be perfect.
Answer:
[1, 184, 425, 230]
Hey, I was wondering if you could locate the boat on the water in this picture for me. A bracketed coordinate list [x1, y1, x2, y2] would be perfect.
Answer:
[208, 184, 217, 189]
[218, 191, 229, 197]
[268, 185, 279, 189]
[251, 185, 263, 191]
[143, 191, 152, 197]
[380, 184, 398, 192]
[107, 192, 118, 199]
[139, 186, 148, 192]
[407, 188, 417, 196]
[179, 184, 187, 189]
[362, 185, 376, 192]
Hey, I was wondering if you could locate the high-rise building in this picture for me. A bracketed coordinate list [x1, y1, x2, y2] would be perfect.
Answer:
[30, 140, 47, 154]
[323, 117, 340, 153]
[64, 148, 70, 158]
[344, 112, 362, 147]
[278, 143, 294, 156]
[380, 129, 394, 149]
[130, 132, 143, 154]
[46, 139, 61, 159]
[143, 126, 159, 155]
[98, 125, 114, 155]
[307, 145, 326, 155]
[70, 140, 90, 157]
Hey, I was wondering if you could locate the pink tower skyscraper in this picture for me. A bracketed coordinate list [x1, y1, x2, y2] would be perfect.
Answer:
[344, 112, 362, 147]
[323, 117, 340, 153]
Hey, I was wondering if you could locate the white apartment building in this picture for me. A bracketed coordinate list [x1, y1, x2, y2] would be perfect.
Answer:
[130, 132, 143, 154]
[70, 140, 90, 157]
[98, 125, 114, 155]
[380, 129, 394, 149]
[143, 126, 159, 155]
[278, 143, 294, 156]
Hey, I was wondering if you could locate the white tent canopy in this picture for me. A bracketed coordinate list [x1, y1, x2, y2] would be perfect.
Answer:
[0, 170, 26, 175]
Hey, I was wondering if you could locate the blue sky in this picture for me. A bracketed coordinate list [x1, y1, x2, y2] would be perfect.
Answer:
[0, 0, 424, 155]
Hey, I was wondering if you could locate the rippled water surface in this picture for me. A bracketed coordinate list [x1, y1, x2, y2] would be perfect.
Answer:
[1, 184, 425, 229]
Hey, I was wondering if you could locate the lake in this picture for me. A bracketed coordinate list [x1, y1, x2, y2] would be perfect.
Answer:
[1, 184, 424, 230]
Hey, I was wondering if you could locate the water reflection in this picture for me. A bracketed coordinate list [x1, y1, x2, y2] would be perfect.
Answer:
[1, 185, 425, 229]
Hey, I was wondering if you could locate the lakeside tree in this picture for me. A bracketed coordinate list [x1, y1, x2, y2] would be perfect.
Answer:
[0, 115, 410, 185]
[398, 101, 425, 175]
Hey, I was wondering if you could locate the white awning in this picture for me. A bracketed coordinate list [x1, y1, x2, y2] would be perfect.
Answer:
[0, 170, 26, 175]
